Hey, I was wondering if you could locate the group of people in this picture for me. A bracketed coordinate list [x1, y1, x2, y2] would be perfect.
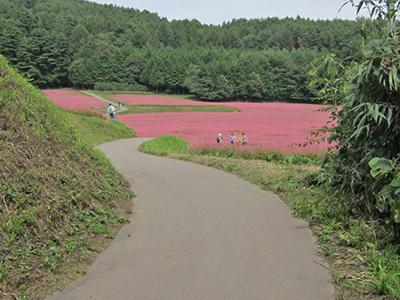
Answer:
[107, 104, 249, 147]
[217, 133, 248, 145]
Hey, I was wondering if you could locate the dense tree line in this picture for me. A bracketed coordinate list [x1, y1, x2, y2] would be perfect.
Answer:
[0, 0, 372, 101]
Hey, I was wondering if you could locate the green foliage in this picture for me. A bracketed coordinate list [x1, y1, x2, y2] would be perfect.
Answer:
[188, 146, 321, 165]
[369, 157, 400, 233]
[93, 82, 147, 92]
[314, 0, 400, 241]
[138, 135, 189, 156]
[140, 137, 321, 165]
[0, 0, 366, 101]
[0, 55, 132, 299]
[65, 109, 138, 147]
[118, 104, 238, 114]
[366, 245, 400, 297]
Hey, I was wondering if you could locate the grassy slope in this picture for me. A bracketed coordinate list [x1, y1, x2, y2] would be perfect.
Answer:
[65, 110, 137, 146]
[139, 136, 400, 300]
[0, 57, 136, 299]
[96, 90, 196, 100]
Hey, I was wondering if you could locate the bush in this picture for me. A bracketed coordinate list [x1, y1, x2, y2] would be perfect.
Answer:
[138, 135, 189, 156]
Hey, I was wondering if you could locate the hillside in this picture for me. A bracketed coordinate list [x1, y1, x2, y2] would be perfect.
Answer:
[0, 0, 375, 101]
[0, 56, 135, 299]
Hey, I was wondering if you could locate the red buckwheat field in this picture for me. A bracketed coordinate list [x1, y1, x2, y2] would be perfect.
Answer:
[43, 90, 106, 112]
[44, 90, 333, 154]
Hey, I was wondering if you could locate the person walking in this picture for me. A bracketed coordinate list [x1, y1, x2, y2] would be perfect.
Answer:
[108, 103, 116, 120]
[230, 133, 235, 145]
[216, 133, 223, 144]
[242, 133, 248, 145]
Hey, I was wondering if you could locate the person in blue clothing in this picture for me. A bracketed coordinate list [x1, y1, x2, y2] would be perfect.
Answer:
[230, 133, 235, 144]
[108, 103, 116, 120]
[242, 133, 248, 145]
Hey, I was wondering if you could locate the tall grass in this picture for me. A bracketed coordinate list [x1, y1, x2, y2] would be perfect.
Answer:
[189, 145, 322, 165]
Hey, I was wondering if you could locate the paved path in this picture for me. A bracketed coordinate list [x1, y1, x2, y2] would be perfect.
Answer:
[80, 91, 128, 113]
[47, 138, 334, 300]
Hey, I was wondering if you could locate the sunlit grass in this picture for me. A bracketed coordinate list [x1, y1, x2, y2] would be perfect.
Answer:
[138, 135, 189, 156]
[65, 110, 137, 146]
[95, 90, 196, 100]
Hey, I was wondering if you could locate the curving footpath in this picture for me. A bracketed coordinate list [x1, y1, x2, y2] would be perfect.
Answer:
[80, 91, 128, 113]
[47, 138, 334, 300]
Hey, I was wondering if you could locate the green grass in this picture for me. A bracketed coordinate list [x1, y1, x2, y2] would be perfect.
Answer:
[138, 135, 189, 156]
[139, 135, 400, 300]
[0, 56, 134, 300]
[65, 110, 137, 146]
[95, 90, 197, 100]
[189, 145, 322, 165]
[117, 104, 238, 114]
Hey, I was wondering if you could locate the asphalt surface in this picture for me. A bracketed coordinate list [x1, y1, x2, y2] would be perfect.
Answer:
[47, 138, 334, 300]
[80, 91, 128, 113]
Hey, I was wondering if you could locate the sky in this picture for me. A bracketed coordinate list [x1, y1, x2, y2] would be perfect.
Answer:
[90, 0, 362, 25]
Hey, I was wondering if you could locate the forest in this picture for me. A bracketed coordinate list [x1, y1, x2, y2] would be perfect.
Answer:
[0, 0, 373, 101]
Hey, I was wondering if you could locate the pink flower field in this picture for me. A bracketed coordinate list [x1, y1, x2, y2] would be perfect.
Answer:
[43, 90, 106, 113]
[114, 95, 333, 154]
[107, 94, 214, 106]
[44, 90, 333, 154]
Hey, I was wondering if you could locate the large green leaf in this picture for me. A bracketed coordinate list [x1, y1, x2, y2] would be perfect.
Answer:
[369, 157, 394, 180]
[362, 39, 384, 55]
[391, 202, 400, 223]
[390, 171, 400, 187]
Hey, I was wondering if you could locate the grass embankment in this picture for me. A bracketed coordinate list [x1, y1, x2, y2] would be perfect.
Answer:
[96, 90, 196, 100]
[117, 104, 238, 114]
[93, 91, 239, 114]
[65, 110, 137, 146]
[0, 56, 137, 300]
[139, 135, 400, 300]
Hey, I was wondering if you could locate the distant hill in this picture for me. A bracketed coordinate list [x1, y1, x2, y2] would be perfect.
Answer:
[0, 55, 134, 299]
[0, 0, 377, 101]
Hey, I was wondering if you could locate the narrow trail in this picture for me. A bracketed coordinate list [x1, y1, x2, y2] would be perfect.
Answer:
[47, 138, 334, 300]
[80, 90, 128, 113]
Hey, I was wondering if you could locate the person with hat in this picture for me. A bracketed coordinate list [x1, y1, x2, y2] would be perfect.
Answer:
[216, 133, 223, 144]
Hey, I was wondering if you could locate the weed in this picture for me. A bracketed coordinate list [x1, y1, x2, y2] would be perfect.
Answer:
[366, 245, 400, 297]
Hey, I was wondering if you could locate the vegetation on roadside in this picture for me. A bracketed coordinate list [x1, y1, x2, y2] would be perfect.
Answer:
[138, 135, 189, 156]
[139, 135, 400, 299]
[189, 145, 321, 165]
[65, 110, 137, 146]
[117, 104, 238, 114]
[0, 56, 135, 300]
[311, 0, 400, 244]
